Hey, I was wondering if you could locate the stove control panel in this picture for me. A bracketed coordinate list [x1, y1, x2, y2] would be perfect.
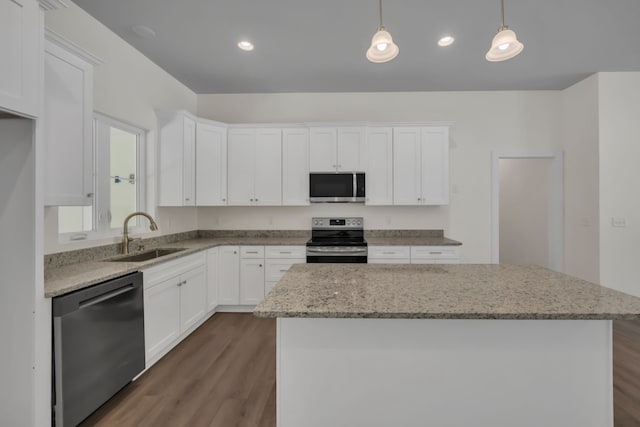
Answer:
[312, 217, 363, 229]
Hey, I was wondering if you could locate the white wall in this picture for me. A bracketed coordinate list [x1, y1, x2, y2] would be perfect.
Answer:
[597, 72, 640, 297]
[198, 91, 562, 263]
[559, 75, 600, 283]
[499, 158, 550, 266]
[43, 0, 198, 254]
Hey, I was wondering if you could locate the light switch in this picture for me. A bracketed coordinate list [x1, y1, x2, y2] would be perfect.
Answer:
[612, 217, 627, 228]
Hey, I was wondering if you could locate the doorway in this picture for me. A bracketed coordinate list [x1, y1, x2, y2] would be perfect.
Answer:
[491, 152, 564, 271]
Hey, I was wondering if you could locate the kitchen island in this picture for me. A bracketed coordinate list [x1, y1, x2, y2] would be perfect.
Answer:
[254, 264, 640, 427]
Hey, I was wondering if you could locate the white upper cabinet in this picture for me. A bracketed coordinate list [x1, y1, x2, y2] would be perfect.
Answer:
[365, 127, 393, 205]
[420, 127, 449, 205]
[196, 121, 227, 206]
[393, 126, 449, 206]
[336, 127, 365, 171]
[309, 127, 365, 172]
[227, 128, 282, 206]
[44, 31, 100, 206]
[0, 0, 39, 117]
[157, 111, 198, 206]
[282, 128, 310, 206]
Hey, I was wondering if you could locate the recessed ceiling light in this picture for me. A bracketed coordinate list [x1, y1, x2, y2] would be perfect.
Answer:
[131, 25, 156, 40]
[437, 36, 455, 47]
[238, 40, 254, 51]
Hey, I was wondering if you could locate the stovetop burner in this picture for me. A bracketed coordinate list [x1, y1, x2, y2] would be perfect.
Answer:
[306, 217, 368, 263]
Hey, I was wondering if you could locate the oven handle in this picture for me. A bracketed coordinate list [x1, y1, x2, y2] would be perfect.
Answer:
[306, 247, 368, 255]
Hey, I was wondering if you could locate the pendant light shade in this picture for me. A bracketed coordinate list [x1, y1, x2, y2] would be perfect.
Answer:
[486, 0, 523, 62]
[366, 0, 399, 63]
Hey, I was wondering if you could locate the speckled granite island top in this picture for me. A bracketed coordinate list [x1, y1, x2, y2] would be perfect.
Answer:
[253, 264, 640, 320]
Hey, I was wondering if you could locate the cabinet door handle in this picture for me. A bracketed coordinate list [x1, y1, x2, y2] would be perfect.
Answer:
[233, 251, 237, 254]
[259, 264, 263, 267]
[177, 281, 182, 287]
[255, 198, 259, 202]
[222, 198, 226, 202]
[86, 193, 94, 198]
[417, 197, 421, 201]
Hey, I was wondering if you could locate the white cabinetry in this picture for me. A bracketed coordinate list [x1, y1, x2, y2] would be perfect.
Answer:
[265, 246, 306, 294]
[227, 128, 282, 205]
[282, 128, 310, 205]
[0, 0, 39, 117]
[411, 246, 460, 264]
[44, 31, 100, 206]
[309, 127, 365, 171]
[393, 127, 449, 206]
[240, 246, 265, 305]
[196, 121, 227, 206]
[206, 247, 219, 312]
[157, 111, 197, 206]
[143, 252, 207, 366]
[217, 246, 240, 305]
[365, 127, 393, 205]
[368, 246, 411, 264]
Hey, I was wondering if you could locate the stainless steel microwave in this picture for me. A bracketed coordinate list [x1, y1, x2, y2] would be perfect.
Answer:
[309, 172, 365, 203]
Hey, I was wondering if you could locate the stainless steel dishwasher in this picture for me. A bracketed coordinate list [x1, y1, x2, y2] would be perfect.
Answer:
[52, 272, 145, 427]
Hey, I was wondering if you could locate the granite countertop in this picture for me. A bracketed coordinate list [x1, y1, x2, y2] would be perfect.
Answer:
[253, 263, 640, 320]
[45, 236, 309, 298]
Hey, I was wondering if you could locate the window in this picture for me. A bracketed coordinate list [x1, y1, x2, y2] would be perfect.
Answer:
[59, 114, 146, 239]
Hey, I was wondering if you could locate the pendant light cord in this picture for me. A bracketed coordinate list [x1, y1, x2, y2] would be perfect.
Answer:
[379, 0, 384, 29]
[500, 0, 506, 28]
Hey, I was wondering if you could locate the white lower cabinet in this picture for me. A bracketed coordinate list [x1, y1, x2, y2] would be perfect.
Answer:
[143, 252, 207, 366]
[411, 246, 461, 264]
[206, 247, 219, 311]
[240, 258, 265, 305]
[265, 246, 306, 295]
[368, 245, 460, 264]
[368, 246, 411, 264]
[179, 265, 207, 332]
[218, 246, 240, 305]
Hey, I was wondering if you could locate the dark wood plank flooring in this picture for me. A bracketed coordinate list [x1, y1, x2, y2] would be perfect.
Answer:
[81, 314, 640, 427]
[614, 320, 640, 427]
[80, 313, 276, 427]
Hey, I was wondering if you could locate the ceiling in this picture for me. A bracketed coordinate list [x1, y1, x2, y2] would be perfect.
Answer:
[73, 0, 640, 93]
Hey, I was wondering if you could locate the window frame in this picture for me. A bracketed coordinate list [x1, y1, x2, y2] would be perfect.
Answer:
[58, 113, 147, 241]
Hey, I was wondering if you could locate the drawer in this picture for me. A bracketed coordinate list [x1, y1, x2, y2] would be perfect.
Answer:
[368, 246, 411, 259]
[368, 258, 410, 264]
[410, 258, 460, 265]
[142, 252, 206, 287]
[265, 259, 305, 282]
[240, 246, 265, 258]
[410, 246, 460, 260]
[265, 246, 306, 259]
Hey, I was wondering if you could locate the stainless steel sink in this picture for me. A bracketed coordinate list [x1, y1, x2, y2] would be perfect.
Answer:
[107, 248, 186, 262]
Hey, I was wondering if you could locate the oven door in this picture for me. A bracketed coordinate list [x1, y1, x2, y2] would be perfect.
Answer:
[309, 173, 365, 203]
[306, 246, 368, 263]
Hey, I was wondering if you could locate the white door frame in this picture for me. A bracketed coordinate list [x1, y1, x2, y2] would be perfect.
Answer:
[491, 151, 564, 272]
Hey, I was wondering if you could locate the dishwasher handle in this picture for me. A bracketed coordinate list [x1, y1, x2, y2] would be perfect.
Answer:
[79, 285, 135, 309]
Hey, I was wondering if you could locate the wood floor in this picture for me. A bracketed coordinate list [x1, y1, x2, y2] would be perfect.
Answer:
[80, 314, 640, 427]
[80, 313, 276, 427]
[614, 320, 640, 427]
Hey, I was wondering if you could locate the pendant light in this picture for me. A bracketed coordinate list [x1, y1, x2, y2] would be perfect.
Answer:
[366, 0, 399, 63]
[486, 0, 523, 62]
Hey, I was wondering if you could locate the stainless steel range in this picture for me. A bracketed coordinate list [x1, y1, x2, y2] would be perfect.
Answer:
[306, 217, 367, 263]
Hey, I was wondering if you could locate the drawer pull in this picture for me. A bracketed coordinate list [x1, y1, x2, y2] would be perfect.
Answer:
[279, 269, 288, 272]
[280, 251, 292, 254]
[382, 252, 396, 255]
[429, 251, 443, 255]
[246, 251, 259, 254]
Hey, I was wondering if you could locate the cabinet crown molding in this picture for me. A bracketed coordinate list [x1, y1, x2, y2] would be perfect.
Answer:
[39, 0, 67, 11]
[45, 29, 104, 66]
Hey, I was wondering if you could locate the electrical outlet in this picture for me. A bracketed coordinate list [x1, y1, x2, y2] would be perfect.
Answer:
[612, 217, 627, 228]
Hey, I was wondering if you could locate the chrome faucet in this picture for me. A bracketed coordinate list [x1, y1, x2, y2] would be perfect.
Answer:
[122, 211, 159, 254]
